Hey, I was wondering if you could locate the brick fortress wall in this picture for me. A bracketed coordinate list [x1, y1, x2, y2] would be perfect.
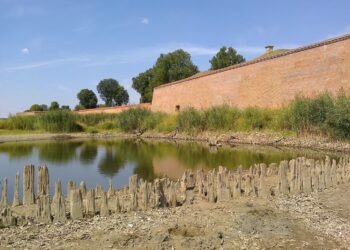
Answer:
[151, 35, 350, 113]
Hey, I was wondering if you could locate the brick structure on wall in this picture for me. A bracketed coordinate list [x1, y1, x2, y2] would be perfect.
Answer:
[151, 34, 350, 113]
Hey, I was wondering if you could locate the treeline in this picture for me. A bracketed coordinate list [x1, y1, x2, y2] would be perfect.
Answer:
[2, 91, 350, 139]
[131, 47, 245, 103]
[24, 47, 244, 112]
[27, 101, 70, 112]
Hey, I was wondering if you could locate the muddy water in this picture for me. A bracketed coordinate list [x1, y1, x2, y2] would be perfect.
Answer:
[0, 138, 341, 198]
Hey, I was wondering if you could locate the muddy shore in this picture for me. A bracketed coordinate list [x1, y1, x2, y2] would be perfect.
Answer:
[0, 131, 350, 153]
[1, 184, 350, 249]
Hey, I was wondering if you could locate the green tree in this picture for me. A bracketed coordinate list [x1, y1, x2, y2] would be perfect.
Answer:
[97, 79, 129, 106]
[29, 104, 44, 112]
[114, 85, 129, 106]
[61, 105, 71, 110]
[40, 104, 48, 111]
[49, 101, 59, 111]
[132, 49, 198, 102]
[77, 89, 98, 109]
[210, 47, 245, 70]
[132, 69, 154, 103]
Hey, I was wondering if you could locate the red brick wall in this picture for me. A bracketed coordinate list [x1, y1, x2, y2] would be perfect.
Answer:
[151, 37, 350, 113]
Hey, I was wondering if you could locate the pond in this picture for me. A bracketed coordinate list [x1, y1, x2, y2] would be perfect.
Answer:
[0, 138, 341, 199]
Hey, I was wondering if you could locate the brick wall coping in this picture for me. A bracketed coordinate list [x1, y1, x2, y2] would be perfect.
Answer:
[154, 33, 350, 90]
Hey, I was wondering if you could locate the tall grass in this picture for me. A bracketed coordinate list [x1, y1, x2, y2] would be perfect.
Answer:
[0, 115, 37, 130]
[117, 108, 152, 132]
[1, 91, 350, 139]
[38, 110, 82, 133]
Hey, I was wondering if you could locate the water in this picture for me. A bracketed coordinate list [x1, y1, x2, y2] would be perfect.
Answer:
[0, 138, 340, 199]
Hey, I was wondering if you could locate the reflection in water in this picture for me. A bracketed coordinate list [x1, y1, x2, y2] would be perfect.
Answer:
[38, 141, 83, 164]
[79, 141, 98, 164]
[0, 143, 33, 159]
[98, 146, 127, 177]
[0, 139, 342, 190]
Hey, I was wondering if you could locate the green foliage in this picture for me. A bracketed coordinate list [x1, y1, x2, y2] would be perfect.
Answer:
[177, 108, 205, 134]
[29, 104, 45, 112]
[97, 79, 129, 106]
[210, 47, 245, 70]
[132, 69, 154, 103]
[49, 101, 59, 111]
[96, 120, 118, 130]
[38, 110, 82, 133]
[241, 107, 272, 130]
[4, 91, 350, 140]
[132, 49, 198, 102]
[77, 89, 98, 109]
[152, 49, 199, 87]
[156, 115, 177, 133]
[326, 91, 350, 137]
[85, 127, 98, 134]
[74, 104, 84, 111]
[142, 112, 166, 131]
[41, 104, 48, 111]
[288, 93, 334, 134]
[61, 105, 71, 110]
[76, 113, 118, 127]
[0, 115, 37, 130]
[117, 108, 152, 132]
[204, 105, 240, 131]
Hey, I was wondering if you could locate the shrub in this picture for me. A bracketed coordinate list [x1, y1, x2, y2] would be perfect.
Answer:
[117, 108, 151, 132]
[240, 107, 271, 130]
[38, 110, 82, 133]
[96, 120, 118, 130]
[85, 127, 98, 134]
[177, 108, 205, 134]
[156, 114, 178, 132]
[204, 105, 240, 131]
[142, 112, 166, 131]
[288, 93, 334, 134]
[0, 115, 37, 130]
[326, 91, 350, 138]
[77, 114, 117, 127]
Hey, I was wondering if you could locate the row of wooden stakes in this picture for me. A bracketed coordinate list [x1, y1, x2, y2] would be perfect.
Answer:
[1, 156, 350, 227]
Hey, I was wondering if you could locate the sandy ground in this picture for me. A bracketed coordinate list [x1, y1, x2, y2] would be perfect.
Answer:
[1, 183, 350, 250]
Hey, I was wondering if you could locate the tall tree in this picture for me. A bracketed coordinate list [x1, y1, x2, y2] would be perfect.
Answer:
[29, 104, 44, 112]
[49, 101, 59, 111]
[97, 79, 129, 106]
[132, 49, 198, 103]
[77, 89, 98, 109]
[114, 85, 129, 106]
[132, 69, 154, 103]
[210, 47, 245, 70]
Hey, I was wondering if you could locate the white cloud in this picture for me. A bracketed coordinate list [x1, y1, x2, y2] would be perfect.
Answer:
[21, 48, 29, 54]
[0, 57, 90, 72]
[2, 42, 300, 73]
[141, 17, 149, 25]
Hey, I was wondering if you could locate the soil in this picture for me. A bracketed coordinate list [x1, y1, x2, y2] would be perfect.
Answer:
[1, 183, 350, 249]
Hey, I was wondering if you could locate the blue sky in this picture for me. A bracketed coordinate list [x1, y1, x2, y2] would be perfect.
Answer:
[0, 0, 349, 117]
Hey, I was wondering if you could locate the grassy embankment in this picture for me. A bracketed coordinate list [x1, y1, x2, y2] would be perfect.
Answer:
[1, 91, 350, 140]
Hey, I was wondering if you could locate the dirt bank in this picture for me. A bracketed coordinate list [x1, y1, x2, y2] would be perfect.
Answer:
[1, 131, 350, 153]
[1, 183, 349, 249]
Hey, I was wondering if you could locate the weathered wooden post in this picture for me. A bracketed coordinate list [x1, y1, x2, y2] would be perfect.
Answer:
[23, 165, 35, 205]
[12, 172, 20, 207]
